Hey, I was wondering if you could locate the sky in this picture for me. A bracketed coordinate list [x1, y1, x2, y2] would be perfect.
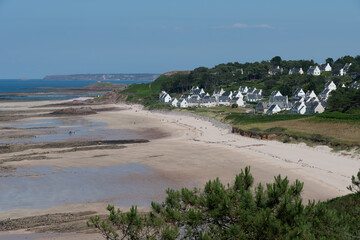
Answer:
[0, 0, 360, 78]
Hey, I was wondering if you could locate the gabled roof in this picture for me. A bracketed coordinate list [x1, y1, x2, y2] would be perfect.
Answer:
[267, 104, 280, 112]
[270, 91, 282, 97]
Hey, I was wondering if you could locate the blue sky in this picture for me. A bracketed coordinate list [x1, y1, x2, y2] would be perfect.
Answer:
[0, 0, 359, 78]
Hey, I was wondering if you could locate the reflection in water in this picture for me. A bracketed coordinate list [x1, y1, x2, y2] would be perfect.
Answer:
[0, 164, 175, 211]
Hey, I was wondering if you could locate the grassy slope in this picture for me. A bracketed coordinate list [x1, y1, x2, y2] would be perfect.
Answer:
[326, 193, 360, 236]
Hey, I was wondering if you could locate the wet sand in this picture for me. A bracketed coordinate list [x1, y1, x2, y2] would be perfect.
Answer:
[0, 100, 359, 239]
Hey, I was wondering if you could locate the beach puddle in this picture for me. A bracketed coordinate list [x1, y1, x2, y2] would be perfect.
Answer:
[0, 164, 175, 211]
[0, 232, 76, 240]
[0, 118, 143, 144]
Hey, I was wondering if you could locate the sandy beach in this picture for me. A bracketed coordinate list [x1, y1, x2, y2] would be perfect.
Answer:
[0, 100, 359, 239]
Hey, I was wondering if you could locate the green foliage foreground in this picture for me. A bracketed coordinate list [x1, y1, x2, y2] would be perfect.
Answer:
[88, 167, 360, 239]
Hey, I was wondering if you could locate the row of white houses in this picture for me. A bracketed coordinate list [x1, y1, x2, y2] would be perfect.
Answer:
[160, 80, 359, 113]
[160, 86, 264, 108]
[269, 62, 352, 76]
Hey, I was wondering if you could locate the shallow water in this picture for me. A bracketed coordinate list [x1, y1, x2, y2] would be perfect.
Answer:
[0, 118, 142, 144]
[0, 232, 76, 240]
[0, 164, 175, 211]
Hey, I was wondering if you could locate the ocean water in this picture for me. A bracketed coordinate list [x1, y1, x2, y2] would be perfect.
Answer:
[0, 79, 150, 100]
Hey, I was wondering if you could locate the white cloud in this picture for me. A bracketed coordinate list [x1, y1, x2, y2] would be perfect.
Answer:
[215, 23, 275, 30]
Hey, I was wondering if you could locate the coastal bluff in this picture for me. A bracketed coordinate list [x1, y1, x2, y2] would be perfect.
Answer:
[43, 73, 160, 81]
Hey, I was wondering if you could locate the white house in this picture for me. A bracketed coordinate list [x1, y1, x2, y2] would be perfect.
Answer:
[319, 63, 332, 72]
[230, 97, 245, 107]
[307, 66, 321, 76]
[199, 96, 217, 107]
[170, 98, 178, 107]
[340, 63, 352, 76]
[293, 88, 306, 98]
[213, 88, 225, 99]
[325, 81, 337, 91]
[305, 90, 317, 99]
[305, 101, 325, 114]
[159, 91, 172, 103]
[291, 101, 306, 115]
[267, 104, 281, 115]
[269, 91, 282, 102]
[177, 99, 188, 108]
[218, 91, 233, 106]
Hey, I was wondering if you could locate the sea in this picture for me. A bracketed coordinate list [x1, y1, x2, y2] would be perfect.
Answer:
[0, 79, 151, 100]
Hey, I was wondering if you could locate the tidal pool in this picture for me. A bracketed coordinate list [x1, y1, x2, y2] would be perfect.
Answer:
[0, 118, 142, 144]
[0, 164, 175, 211]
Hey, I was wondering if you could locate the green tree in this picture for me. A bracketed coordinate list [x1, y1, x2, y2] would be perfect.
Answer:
[270, 56, 282, 68]
[326, 57, 334, 67]
[89, 166, 357, 240]
[347, 169, 360, 194]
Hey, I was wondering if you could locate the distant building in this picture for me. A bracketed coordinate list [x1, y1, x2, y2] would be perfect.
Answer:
[177, 99, 189, 108]
[340, 63, 352, 76]
[267, 104, 281, 115]
[293, 88, 306, 98]
[213, 88, 225, 99]
[256, 102, 270, 113]
[325, 81, 337, 91]
[291, 101, 307, 115]
[307, 66, 321, 76]
[170, 98, 178, 107]
[230, 97, 245, 107]
[305, 101, 325, 114]
[268, 66, 283, 75]
[319, 63, 332, 72]
[190, 86, 205, 95]
[289, 67, 304, 75]
[159, 91, 172, 103]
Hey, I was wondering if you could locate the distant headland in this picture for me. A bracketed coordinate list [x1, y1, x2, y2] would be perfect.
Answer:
[43, 73, 160, 81]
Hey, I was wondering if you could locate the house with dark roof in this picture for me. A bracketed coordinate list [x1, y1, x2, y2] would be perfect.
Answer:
[218, 91, 233, 106]
[213, 88, 225, 99]
[267, 104, 281, 115]
[159, 91, 172, 103]
[307, 66, 321, 75]
[305, 101, 325, 114]
[291, 101, 306, 115]
[319, 63, 332, 72]
[199, 96, 217, 107]
[293, 88, 305, 98]
[340, 63, 352, 76]
[268, 66, 283, 76]
[289, 67, 304, 75]
[256, 102, 270, 113]
[230, 97, 245, 107]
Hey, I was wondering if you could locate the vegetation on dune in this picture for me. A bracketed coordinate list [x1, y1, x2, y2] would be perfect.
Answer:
[88, 167, 360, 240]
[225, 113, 312, 125]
